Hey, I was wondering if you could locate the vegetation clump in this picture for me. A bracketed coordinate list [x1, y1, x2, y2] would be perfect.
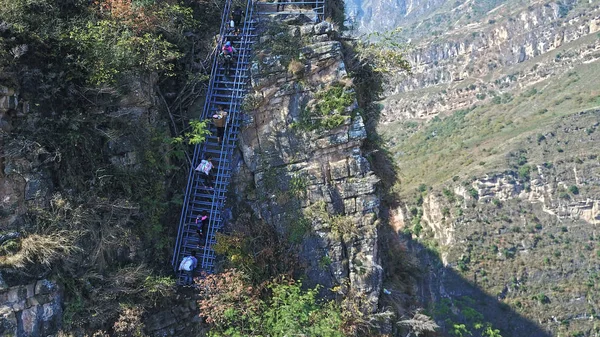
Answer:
[0, 0, 221, 332]
[196, 270, 345, 337]
[292, 83, 356, 131]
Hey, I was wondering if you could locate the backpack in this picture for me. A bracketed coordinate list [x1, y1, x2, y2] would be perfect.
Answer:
[179, 256, 194, 271]
[195, 160, 213, 175]
[222, 45, 233, 55]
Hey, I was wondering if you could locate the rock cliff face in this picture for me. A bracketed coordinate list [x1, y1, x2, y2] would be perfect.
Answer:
[379, 1, 600, 123]
[236, 15, 382, 310]
[352, 0, 600, 335]
[143, 298, 203, 337]
[0, 279, 62, 337]
[345, 0, 447, 34]
[0, 76, 171, 336]
[0, 85, 43, 228]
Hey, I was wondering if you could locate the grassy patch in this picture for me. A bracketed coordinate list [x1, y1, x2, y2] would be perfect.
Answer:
[292, 83, 356, 131]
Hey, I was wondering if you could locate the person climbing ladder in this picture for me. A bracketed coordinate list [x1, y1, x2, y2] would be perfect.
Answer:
[195, 156, 215, 189]
[212, 105, 229, 145]
[220, 41, 237, 76]
[196, 210, 209, 248]
[231, 6, 244, 28]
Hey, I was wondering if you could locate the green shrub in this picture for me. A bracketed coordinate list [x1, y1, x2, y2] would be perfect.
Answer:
[292, 83, 355, 131]
[533, 293, 549, 304]
[468, 188, 479, 199]
[502, 247, 515, 259]
[413, 221, 423, 237]
[416, 193, 424, 206]
[319, 255, 332, 269]
[443, 188, 456, 202]
[442, 207, 451, 217]
[522, 88, 538, 97]
[517, 165, 531, 180]
[568, 185, 579, 195]
[70, 20, 181, 85]
[536, 134, 545, 143]
[289, 217, 311, 244]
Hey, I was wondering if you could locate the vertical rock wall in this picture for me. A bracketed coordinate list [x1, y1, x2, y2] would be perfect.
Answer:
[0, 280, 62, 337]
[238, 16, 382, 311]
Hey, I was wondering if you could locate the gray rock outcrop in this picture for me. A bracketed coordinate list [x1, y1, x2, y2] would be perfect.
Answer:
[0, 279, 62, 337]
[238, 16, 382, 311]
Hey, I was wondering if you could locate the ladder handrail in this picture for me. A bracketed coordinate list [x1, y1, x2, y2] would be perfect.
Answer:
[172, 0, 235, 269]
[201, 0, 257, 271]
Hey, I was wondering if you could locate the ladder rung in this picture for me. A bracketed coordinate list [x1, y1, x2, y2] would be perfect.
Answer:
[213, 86, 248, 92]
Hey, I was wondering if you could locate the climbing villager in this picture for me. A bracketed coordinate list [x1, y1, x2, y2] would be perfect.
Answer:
[212, 105, 229, 144]
[231, 6, 244, 28]
[195, 156, 215, 189]
[178, 250, 198, 285]
[220, 41, 236, 76]
[196, 210, 209, 248]
[276, 0, 287, 12]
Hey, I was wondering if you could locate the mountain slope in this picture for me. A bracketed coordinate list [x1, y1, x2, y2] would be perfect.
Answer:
[367, 0, 600, 335]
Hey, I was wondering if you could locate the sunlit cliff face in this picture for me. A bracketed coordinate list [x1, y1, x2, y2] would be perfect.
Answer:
[344, 0, 447, 34]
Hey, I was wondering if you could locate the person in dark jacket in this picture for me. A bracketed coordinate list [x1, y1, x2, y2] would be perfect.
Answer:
[196, 210, 209, 248]
[276, 0, 287, 12]
[231, 6, 244, 28]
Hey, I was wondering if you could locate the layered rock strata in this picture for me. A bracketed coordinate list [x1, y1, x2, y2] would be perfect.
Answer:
[237, 15, 382, 311]
[380, 2, 600, 123]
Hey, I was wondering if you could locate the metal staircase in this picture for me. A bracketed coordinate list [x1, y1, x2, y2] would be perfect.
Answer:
[171, 0, 257, 281]
[172, 0, 326, 283]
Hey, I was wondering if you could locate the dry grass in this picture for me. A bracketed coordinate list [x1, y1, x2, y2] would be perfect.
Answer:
[113, 306, 146, 337]
[398, 313, 440, 336]
[287, 59, 305, 77]
[0, 231, 80, 268]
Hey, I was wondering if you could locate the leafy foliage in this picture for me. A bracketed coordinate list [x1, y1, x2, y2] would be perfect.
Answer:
[0, 0, 214, 332]
[171, 119, 212, 145]
[196, 270, 345, 337]
[70, 20, 181, 85]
